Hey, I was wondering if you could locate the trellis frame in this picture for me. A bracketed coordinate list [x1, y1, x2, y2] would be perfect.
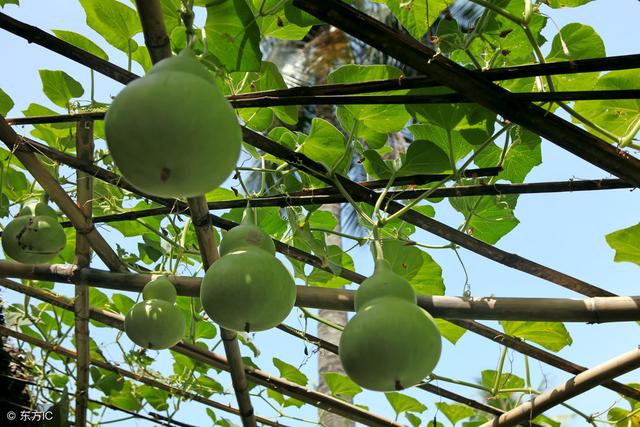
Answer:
[0, 0, 639, 425]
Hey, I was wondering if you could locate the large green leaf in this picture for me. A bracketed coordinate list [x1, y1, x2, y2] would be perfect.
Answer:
[328, 64, 411, 135]
[605, 223, 640, 266]
[435, 402, 475, 425]
[500, 321, 573, 352]
[232, 61, 297, 126]
[398, 140, 451, 175]
[481, 370, 524, 397]
[434, 319, 466, 345]
[0, 87, 13, 115]
[300, 118, 347, 172]
[79, 0, 141, 52]
[408, 124, 474, 164]
[205, 0, 262, 72]
[381, 239, 445, 295]
[52, 30, 109, 60]
[273, 357, 308, 386]
[474, 126, 541, 183]
[450, 194, 520, 244]
[385, 392, 428, 415]
[546, 23, 605, 91]
[371, 0, 448, 40]
[322, 372, 363, 399]
[0, 0, 18, 7]
[39, 70, 84, 109]
[573, 70, 640, 140]
[306, 245, 355, 288]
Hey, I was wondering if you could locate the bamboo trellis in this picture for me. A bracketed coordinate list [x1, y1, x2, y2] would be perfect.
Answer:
[0, 0, 638, 425]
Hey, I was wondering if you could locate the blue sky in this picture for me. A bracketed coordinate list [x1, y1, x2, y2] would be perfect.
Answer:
[1, 0, 639, 426]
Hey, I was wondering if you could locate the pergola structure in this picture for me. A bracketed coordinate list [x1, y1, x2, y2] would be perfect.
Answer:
[0, 0, 639, 426]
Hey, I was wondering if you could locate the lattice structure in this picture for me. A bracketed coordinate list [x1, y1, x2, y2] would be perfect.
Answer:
[0, 0, 639, 426]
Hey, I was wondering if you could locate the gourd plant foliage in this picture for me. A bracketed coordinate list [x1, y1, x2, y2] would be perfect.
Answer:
[0, 0, 639, 426]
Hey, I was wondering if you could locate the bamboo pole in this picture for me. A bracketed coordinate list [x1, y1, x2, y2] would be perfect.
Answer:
[293, 0, 640, 187]
[0, 261, 639, 322]
[480, 347, 640, 427]
[0, 278, 403, 427]
[133, 3, 249, 424]
[0, 324, 284, 427]
[73, 118, 93, 426]
[0, 115, 126, 272]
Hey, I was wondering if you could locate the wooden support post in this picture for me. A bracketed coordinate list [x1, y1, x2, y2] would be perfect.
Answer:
[480, 347, 640, 427]
[73, 118, 93, 426]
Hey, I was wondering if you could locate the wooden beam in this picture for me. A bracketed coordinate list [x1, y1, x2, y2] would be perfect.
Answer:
[480, 347, 640, 426]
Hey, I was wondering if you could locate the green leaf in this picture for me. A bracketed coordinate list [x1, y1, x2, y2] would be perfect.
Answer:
[385, 392, 428, 415]
[481, 370, 524, 397]
[381, 239, 445, 296]
[300, 118, 347, 173]
[137, 384, 170, 411]
[205, 0, 262, 72]
[111, 294, 136, 315]
[573, 70, 640, 139]
[232, 62, 297, 125]
[406, 412, 422, 427]
[328, 64, 411, 135]
[547, 0, 594, 8]
[408, 124, 474, 164]
[306, 245, 355, 288]
[500, 321, 573, 352]
[606, 223, 640, 266]
[546, 23, 605, 91]
[434, 319, 466, 345]
[38, 70, 84, 109]
[322, 372, 363, 399]
[195, 321, 218, 340]
[79, 0, 141, 52]
[399, 140, 451, 176]
[51, 30, 109, 60]
[308, 210, 338, 232]
[0, 0, 19, 7]
[273, 357, 308, 386]
[475, 127, 541, 183]
[370, 0, 447, 40]
[0, 87, 14, 116]
[103, 381, 142, 411]
[450, 194, 519, 244]
[435, 402, 475, 425]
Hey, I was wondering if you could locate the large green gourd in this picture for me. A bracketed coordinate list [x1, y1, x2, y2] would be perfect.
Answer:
[200, 246, 296, 332]
[142, 276, 178, 304]
[339, 297, 442, 391]
[2, 214, 66, 264]
[105, 48, 241, 198]
[354, 259, 416, 311]
[219, 208, 275, 257]
[124, 299, 186, 350]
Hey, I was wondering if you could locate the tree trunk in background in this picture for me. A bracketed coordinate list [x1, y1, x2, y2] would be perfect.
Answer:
[317, 203, 353, 427]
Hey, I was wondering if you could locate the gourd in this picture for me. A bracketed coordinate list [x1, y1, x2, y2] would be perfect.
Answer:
[124, 277, 185, 349]
[339, 257, 442, 391]
[1, 202, 66, 264]
[200, 209, 295, 332]
[105, 48, 241, 198]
